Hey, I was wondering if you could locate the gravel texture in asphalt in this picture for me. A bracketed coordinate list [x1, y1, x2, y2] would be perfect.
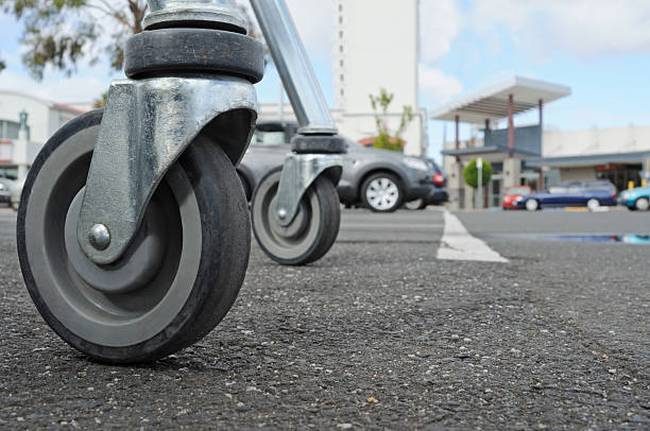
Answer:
[1, 208, 649, 430]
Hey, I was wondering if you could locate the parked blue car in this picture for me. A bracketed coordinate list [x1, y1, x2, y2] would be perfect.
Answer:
[619, 187, 650, 211]
[518, 181, 618, 211]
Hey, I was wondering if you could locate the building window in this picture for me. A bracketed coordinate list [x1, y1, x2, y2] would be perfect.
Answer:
[0, 120, 21, 140]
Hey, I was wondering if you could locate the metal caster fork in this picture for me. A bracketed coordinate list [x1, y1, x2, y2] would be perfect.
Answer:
[252, 154, 343, 266]
[249, 0, 347, 266]
[17, 0, 263, 364]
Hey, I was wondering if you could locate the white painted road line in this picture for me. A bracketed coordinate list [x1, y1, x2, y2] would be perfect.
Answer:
[438, 210, 508, 263]
[341, 223, 444, 230]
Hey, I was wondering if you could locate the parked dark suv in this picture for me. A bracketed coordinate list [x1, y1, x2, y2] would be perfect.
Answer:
[238, 121, 440, 213]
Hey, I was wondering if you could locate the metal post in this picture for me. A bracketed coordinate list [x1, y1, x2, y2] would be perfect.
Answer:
[538, 99, 545, 191]
[279, 82, 285, 123]
[145, 0, 247, 32]
[508, 94, 515, 157]
[250, 0, 338, 135]
[455, 115, 460, 150]
[477, 157, 483, 210]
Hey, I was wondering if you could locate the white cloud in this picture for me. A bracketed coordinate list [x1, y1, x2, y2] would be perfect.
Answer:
[419, 65, 463, 106]
[243, 0, 337, 65]
[472, 0, 650, 59]
[0, 70, 110, 103]
[286, 0, 337, 62]
[418, 0, 463, 109]
[420, 0, 462, 64]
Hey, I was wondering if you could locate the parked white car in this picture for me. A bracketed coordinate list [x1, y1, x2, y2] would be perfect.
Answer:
[10, 177, 24, 211]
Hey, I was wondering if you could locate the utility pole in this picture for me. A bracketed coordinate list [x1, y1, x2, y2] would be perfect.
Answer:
[477, 157, 484, 210]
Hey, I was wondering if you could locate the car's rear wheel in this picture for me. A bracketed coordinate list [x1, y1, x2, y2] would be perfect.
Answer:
[525, 199, 540, 212]
[635, 197, 650, 211]
[361, 173, 404, 213]
[405, 199, 427, 210]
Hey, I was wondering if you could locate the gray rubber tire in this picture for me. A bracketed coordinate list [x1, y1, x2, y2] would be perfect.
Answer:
[17, 110, 251, 364]
[251, 169, 340, 266]
[125, 28, 265, 83]
[361, 172, 404, 213]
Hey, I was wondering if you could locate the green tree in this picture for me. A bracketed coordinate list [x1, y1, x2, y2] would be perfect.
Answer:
[464, 159, 493, 189]
[0, 0, 148, 80]
[369, 88, 415, 152]
[0, 1, 261, 80]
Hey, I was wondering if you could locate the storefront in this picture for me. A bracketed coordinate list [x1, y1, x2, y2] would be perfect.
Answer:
[528, 151, 650, 192]
[433, 76, 572, 209]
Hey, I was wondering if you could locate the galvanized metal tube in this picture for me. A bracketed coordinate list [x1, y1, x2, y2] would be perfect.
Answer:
[145, 0, 247, 32]
[250, 0, 338, 135]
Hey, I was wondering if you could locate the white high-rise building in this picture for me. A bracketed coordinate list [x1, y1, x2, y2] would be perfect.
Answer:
[335, 0, 423, 156]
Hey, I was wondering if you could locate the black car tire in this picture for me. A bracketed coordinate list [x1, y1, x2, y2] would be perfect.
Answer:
[405, 199, 427, 210]
[525, 199, 540, 212]
[635, 197, 650, 211]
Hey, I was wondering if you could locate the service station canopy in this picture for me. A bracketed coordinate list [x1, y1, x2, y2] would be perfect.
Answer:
[431, 76, 571, 125]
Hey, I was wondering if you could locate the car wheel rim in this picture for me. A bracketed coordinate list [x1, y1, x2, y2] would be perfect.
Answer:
[366, 178, 399, 211]
[588, 199, 600, 211]
[526, 200, 538, 211]
[637, 199, 650, 211]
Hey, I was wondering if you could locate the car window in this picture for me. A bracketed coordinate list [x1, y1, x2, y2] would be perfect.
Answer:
[254, 130, 287, 146]
[508, 187, 530, 195]
[585, 181, 615, 191]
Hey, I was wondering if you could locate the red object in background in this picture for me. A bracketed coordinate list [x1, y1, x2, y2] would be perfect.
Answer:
[433, 172, 446, 187]
[502, 186, 532, 210]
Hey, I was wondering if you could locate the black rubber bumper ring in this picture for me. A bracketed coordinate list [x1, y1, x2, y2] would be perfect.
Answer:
[125, 28, 265, 83]
[292, 135, 348, 154]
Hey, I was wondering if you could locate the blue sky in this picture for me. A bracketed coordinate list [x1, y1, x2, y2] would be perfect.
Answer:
[1, 0, 650, 158]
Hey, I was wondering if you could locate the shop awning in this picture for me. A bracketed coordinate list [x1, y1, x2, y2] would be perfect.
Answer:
[431, 76, 571, 125]
[527, 151, 650, 168]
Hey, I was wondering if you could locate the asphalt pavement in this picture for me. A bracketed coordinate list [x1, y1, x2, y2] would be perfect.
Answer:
[1, 207, 649, 430]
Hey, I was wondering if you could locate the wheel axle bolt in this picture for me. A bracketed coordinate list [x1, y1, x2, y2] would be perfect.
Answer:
[277, 208, 288, 220]
[89, 224, 111, 251]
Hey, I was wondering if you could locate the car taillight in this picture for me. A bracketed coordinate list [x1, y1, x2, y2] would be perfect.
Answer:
[433, 173, 446, 187]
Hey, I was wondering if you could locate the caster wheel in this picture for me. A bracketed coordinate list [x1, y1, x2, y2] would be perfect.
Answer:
[251, 169, 340, 266]
[17, 110, 251, 364]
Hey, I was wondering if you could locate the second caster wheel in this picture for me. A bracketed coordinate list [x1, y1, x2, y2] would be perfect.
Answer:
[251, 169, 340, 266]
[17, 110, 251, 364]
